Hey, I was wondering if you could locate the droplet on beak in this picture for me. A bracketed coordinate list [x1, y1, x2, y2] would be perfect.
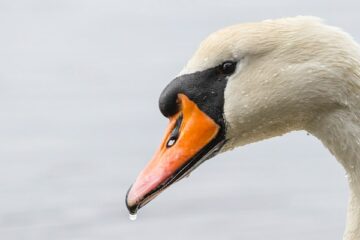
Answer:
[129, 213, 137, 221]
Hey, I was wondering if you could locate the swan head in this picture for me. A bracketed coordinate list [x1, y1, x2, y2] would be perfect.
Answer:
[126, 16, 360, 214]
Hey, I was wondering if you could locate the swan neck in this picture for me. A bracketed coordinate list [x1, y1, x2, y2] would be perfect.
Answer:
[308, 110, 360, 240]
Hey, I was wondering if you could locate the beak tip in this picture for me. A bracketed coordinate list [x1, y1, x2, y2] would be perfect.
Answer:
[125, 186, 139, 214]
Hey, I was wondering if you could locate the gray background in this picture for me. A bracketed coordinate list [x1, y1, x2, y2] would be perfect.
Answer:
[0, 0, 356, 239]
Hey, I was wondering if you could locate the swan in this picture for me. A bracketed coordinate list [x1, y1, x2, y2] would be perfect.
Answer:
[125, 16, 360, 240]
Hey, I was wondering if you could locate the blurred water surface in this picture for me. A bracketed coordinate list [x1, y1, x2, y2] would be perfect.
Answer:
[0, 0, 357, 239]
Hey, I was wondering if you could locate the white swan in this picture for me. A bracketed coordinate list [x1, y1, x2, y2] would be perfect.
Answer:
[126, 16, 360, 240]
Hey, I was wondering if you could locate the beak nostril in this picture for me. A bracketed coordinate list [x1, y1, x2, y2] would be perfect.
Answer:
[166, 137, 177, 148]
[166, 114, 183, 148]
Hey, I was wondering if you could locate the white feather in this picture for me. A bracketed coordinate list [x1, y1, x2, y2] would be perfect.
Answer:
[181, 16, 360, 240]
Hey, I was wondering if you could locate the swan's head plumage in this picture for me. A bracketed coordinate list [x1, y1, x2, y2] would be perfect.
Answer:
[126, 16, 360, 214]
[181, 16, 360, 150]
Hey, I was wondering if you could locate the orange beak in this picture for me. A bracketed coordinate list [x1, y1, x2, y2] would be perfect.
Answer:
[126, 94, 221, 214]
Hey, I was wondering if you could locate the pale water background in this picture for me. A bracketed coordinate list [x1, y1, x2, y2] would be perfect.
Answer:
[0, 0, 358, 239]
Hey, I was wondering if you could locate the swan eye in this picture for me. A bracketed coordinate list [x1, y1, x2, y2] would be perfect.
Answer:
[220, 61, 236, 75]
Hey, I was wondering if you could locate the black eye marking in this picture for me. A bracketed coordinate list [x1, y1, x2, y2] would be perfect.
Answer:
[159, 62, 231, 120]
[219, 61, 237, 75]
[166, 114, 183, 148]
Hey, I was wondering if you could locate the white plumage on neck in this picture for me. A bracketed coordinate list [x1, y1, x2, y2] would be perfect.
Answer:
[309, 109, 360, 240]
[181, 16, 360, 239]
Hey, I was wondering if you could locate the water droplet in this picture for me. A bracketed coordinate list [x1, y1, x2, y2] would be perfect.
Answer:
[129, 213, 137, 221]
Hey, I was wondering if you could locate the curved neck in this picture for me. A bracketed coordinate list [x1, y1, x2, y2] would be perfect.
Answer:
[308, 109, 360, 240]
